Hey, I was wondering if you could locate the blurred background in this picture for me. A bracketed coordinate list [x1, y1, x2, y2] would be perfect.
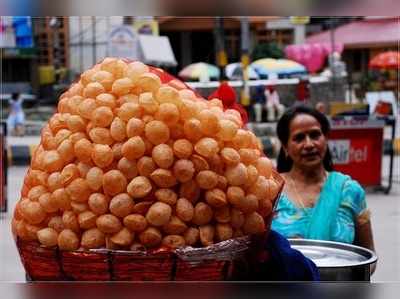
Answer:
[1, 16, 398, 119]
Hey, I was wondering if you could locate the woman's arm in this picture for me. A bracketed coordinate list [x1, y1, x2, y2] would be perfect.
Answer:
[354, 210, 376, 273]
[355, 218, 375, 251]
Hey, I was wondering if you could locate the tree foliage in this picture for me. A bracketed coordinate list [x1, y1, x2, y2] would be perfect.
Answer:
[251, 42, 284, 60]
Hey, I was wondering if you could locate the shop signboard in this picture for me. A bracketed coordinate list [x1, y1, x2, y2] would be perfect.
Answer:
[266, 18, 294, 29]
[108, 25, 139, 60]
[328, 117, 385, 186]
[133, 17, 159, 36]
[290, 16, 310, 25]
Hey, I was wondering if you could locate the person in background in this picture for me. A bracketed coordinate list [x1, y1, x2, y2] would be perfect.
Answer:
[296, 78, 310, 104]
[7, 92, 25, 136]
[208, 81, 248, 124]
[253, 85, 266, 123]
[264, 83, 284, 122]
[315, 101, 326, 114]
[271, 106, 375, 271]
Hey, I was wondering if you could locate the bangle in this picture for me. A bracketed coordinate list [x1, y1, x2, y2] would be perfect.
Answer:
[357, 209, 371, 225]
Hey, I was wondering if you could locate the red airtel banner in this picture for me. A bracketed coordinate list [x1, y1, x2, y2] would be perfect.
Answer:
[328, 117, 385, 187]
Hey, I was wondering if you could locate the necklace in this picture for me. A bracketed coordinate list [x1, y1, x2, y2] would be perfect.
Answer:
[288, 171, 328, 212]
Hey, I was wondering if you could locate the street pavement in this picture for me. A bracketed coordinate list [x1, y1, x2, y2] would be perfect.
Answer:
[0, 155, 399, 282]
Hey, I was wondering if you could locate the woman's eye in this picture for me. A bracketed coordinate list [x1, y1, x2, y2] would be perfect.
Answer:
[293, 134, 304, 142]
[310, 131, 322, 139]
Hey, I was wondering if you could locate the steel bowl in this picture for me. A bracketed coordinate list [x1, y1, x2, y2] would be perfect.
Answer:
[289, 239, 378, 281]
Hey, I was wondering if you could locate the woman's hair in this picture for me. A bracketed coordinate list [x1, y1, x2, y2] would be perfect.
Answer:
[276, 105, 333, 172]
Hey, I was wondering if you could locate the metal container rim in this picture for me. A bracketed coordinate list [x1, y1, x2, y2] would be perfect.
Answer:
[288, 238, 378, 268]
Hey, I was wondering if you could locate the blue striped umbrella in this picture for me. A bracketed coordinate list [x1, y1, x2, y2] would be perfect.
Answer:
[251, 58, 307, 78]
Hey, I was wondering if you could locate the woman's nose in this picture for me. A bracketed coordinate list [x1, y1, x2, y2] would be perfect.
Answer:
[304, 136, 314, 148]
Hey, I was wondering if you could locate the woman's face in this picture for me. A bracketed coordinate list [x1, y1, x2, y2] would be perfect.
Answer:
[285, 114, 327, 170]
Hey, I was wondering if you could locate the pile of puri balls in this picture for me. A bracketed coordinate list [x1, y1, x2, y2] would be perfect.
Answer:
[12, 58, 281, 252]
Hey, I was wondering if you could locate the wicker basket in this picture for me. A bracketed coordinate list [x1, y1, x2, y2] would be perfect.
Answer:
[17, 238, 237, 281]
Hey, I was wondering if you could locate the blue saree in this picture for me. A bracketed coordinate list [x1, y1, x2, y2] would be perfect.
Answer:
[271, 171, 366, 244]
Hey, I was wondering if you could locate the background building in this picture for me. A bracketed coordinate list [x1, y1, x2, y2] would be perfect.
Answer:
[1, 17, 36, 97]
[306, 17, 399, 76]
[156, 17, 304, 70]
[68, 16, 124, 77]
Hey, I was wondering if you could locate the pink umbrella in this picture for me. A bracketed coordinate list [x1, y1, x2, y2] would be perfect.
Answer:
[285, 43, 344, 73]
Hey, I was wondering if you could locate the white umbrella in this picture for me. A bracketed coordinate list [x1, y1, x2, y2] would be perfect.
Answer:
[225, 63, 259, 80]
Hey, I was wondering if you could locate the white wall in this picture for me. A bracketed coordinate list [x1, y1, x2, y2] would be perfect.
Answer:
[68, 16, 124, 77]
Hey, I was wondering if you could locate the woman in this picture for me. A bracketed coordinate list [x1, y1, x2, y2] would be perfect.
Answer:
[271, 105, 375, 253]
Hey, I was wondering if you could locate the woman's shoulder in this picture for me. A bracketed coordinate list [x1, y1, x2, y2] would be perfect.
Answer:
[280, 172, 288, 181]
[276, 174, 289, 200]
[329, 171, 366, 209]
[329, 171, 364, 191]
